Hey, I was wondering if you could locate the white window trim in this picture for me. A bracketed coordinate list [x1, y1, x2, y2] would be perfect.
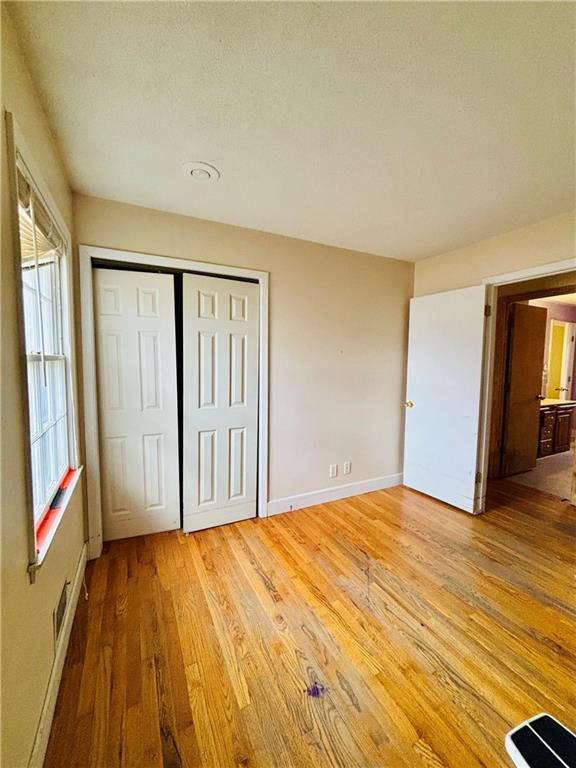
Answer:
[79, 244, 269, 560]
[5, 112, 82, 579]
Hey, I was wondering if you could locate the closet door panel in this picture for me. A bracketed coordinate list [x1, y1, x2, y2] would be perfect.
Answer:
[183, 274, 259, 532]
[95, 269, 179, 540]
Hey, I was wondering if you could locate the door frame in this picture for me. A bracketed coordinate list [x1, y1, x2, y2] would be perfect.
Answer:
[477, 258, 576, 509]
[487, 286, 576, 478]
[561, 322, 576, 399]
[80, 244, 269, 559]
[547, 319, 576, 399]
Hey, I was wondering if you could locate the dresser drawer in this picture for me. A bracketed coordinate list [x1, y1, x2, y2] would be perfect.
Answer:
[538, 438, 554, 457]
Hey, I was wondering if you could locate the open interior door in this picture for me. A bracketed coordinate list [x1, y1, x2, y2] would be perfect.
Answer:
[403, 285, 487, 513]
[501, 303, 547, 476]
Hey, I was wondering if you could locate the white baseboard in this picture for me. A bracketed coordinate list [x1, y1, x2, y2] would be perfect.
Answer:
[266, 473, 403, 517]
[28, 544, 87, 768]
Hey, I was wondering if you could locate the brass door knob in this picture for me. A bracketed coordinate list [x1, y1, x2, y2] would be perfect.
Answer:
[404, 400, 414, 408]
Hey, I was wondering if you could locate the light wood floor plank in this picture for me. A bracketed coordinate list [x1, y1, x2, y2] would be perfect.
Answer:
[44, 482, 575, 767]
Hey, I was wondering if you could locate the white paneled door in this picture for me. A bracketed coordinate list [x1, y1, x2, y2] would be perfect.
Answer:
[403, 285, 487, 514]
[183, 274, 259, 532]
[95, 269, 179, 540]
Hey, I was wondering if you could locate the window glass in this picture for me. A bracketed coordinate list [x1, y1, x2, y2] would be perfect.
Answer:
[17, 165, 71, 526]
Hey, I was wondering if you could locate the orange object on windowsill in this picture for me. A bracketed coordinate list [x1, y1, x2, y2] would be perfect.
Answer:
[35, 468, 78, 553]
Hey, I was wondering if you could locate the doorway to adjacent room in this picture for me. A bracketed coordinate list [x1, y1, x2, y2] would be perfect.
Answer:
[487, 276, 576, 504]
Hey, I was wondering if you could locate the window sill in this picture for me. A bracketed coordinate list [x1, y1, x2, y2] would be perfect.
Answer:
[34, 467, 83, 566]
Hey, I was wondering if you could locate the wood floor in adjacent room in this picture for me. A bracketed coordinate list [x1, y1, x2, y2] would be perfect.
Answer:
[44, 482, 575, 768]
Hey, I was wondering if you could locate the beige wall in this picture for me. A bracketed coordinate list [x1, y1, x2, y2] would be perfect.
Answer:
[2, 3, 571, 763]
[2, 6, 412, 759]
[1, 9, 85, 767]
[414, 211, 575, 296]
[75, 194, 414, 501]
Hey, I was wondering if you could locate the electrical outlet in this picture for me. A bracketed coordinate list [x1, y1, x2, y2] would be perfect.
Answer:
[343, 461, 352, 475]
[329, 463, 338, 479]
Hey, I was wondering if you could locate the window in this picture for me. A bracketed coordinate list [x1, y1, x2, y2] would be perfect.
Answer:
[16, 164, 73, 531]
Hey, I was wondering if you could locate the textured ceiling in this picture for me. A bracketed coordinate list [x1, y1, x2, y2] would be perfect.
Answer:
[9, 2, 575, 260]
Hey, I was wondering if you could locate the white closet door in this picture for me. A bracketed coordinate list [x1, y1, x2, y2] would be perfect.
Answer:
[183, 274, 259, 532]
[95, 269, 179, 540]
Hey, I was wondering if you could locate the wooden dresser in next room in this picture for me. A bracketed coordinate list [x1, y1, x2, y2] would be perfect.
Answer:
[538, 400, 576, 457]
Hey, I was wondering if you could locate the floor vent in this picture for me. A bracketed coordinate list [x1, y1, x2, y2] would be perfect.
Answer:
[53, 580, 70, 645]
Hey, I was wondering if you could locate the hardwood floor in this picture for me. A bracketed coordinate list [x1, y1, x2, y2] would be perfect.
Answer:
[44, 482, 576, 768]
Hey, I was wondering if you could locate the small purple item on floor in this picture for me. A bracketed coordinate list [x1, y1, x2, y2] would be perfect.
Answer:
[306, 681, 328, 698]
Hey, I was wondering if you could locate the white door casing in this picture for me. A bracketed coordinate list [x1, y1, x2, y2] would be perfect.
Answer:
[403, 285, 487, 513]
[183, 274, 259, 532]
[94, 269, 179, 540]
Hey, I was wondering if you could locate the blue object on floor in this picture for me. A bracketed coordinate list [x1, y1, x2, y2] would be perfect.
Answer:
[306, 681, 328, 698]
